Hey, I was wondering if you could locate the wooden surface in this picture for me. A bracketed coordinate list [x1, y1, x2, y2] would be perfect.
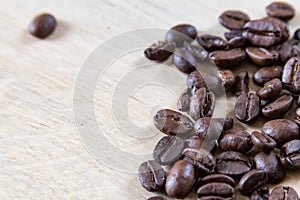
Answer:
[1, 0, 300, 199]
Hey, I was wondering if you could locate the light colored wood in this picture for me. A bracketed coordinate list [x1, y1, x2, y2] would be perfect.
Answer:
[1, 0, 300, 199]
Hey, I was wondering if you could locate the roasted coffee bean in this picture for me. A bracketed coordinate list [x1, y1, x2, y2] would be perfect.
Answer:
[177, 88, 192, 112]
[186, 70, 207, 89]
[253, 65, 283, 85]
[294, 28, 300, 40]
[166, 24, 197, 47]
[197, 182, 235, 200]
[147, 196, 165, 200]
[266, 2, 295, 21]
[199, 174, 235, 187]
[185, 136, 205, 149]
[209, 48, 246, 69]
[138, 160, 166, 191]
[184, 41, 208, 61]
[235, 93, 260, 123]
[238, 169, 268, 196]
[295, 108, 300, 125]
[194, 117, 224, 138]
[251, 131, 277, 153]
[219, 10, 250, 30]
[216, 151, 252, 177]
[262, 16, 289, 42]
[173, 48, 196, 74]
[254, 151, 285, 184]
[190, 88, 215, 120]
[279, 39, 300, 63]
[200, 71, 224, 96]
[219, 129, 252, 153]
[196, 35, 228, 52]
[262, 94, 293, 119]
[246, 47, 279, 66]
[256, 78, 282, 100]
[165, 160, 195, 199]
[234, 71, 249, 96]
[153, 136, 185, 165]
[224, 29, 243, 40]
[228, 34, 246, 48]
[280, 139, 300, 169]
[262, 119, 300, 147]
[224, 117, 234, 130]
[269, 186, 299, 200]
[144, 41, 175, 61]
[183, 148, 216, 173]
[28, 13, 56, 39]
[251, 187, 270, 200]
[282, 57, 300, 93]
[153, 109, 193, 136]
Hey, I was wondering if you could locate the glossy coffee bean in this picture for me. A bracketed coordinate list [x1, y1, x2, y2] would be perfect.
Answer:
[253, 65, 283, 86]
[209, 48, 246, 69]
[279, 39, 300, 63]
[138, 160, 166, 191]
[185, 136, 205, 149]
[294, 28, 300, 40]
[235, 93, 260, 123]
[225, 29, 243, 40]
[201, 71, 224, 96]
[165, 160, 195, 199]
[173, 48, 196, 74]
[147, 196, 165, 200]
[256, 78, 282, 100]
[28, 13, 56, 39]
[219, 69, 235, 90]
[246, 47, 279, 66]
[184, 41, 208, 61]
[262, 94, 293, 119]
[251, 131, 277, 153]
[282, 57, 300, 93]
[153, 136, 184, 165]
[197, 182, 235, 200]
[144, 41, 175, 61]
[238, 169, 268, 196]
[269, 186, 299, 200]
[186, 70, 207, 89]
[194, 117, 231, 138]
[234, 71, 249, 96]
[196, 35, 228, 52]
[266, 2, 295, 21]
[199, 174, 235, 187]
[219, 10, 250, 30]
[251, 187, 270, 200]
[219, 129, 252, 153]
[262, 16, 290, 42]
[280, 139, 300, 169]
[166, 24, 197, 47]
[223, 117, 234, 130]
[177, 88, 192, 112]
[254, 151, 285, 184]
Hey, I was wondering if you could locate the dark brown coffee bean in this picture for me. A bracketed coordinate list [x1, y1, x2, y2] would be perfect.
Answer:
[225, 29, 243, 40]
[138, 160, 166, 192]
[144, 41, 175, 62]
[184, 41, 208, 61]
[186, 70, 207, 90]
[216, 151, 252, 177]
[262, 16, 290, 42]
[246, 47, 279, 66]
[262, 94, 293, 119]
[279, 39, 300, 63]
[28, 13, 56, 39]
[200, 71, 224, 96]
[219, 129, 252, 153]
[147, 196, 165, 200]
[199, 174, 235, 187]
[183, 148, 216, 173]
[234, 71, 249, 96]
[280, 139, 300, 169]
[209, 48, 246, 69]
[219, 10, 250, 30]
[197, 182, 235, 200]
[165, 160, 195, 199]
[266, 2, 295, 21]
[196, 35, 228, 52]
[254, 151, 285, 184]
[282, 57, 300, 93]
[256, 78, 282, 100]
[225, 30, 246, 47]
[238, 169, 268, 196]
[294, 28, 300, 40]
[295, 107, 300, 125]
[269, 186, 299, 200]
[166, 24, 197, 47]
[190, 88, 215, 120]
[251, 131, 277, 153]
[224, 117, 234, 130]
[185, 136, 205, 148]
[262, 119, 299, 147]
[177, 88, 192, 112]
[173, 48, 196, 74]
[253, 65, 283, 85]
[235, 93, 260, 123]
[194, 117, 225, 138]
[153, 136, 184, 165]
[251, 187, 270, 200]
[153, 109, 193, 136]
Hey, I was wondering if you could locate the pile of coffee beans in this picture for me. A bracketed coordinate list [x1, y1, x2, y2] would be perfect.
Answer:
[139, 1, 300, 200]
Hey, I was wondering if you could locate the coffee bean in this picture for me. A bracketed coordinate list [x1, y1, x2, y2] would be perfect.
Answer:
[194, 117, 225, 137]
[238, 169, 268, 196]
[251, 187, 270, 200]
[219, 10, 250, 30]
[209, 48, 246, 69]
[280, 139, 300, 169]
[186, 70, 207, 90]
[216, 151, 253, 177]
[251, 131, 277, 153]
[138, 160, 166, 192]
[295, 107, 300, 125]
[266, 2, 295, 21]
[224, 117, 234, 130]
[173, 48, 197, 74]
[144, 41, 175, 61]
[253, 65, 283, 85]
[282, 57, 300, 93]
[219, 129, 253, 153]
[153, 136, 185, 165]
[262, 119, 300, 147]
[197, 182, 235, 200]
[177, 88, 192, 112]
[269, 186, 299, 200]
[185, 135, 205, 148]
[235, 93, 260, 123]
[279, 39, 300, 63]
[228, 34, 246, 48]
[256, 78, 282, 100]
[225, 29, 244, 40]
[190, 88, 215, 120]
[294, 28, 300, 40]
[201, 71, 224, 96]
[199, 174, 235, 187]
[183, 148, 216, 173]
[166, 24, 197, 47]
[262, 16, 290, 42]
[262, 94, 293, 119]
[147, 196, 165, 200]
[234, 71, 249, 96]
[153, 109, 193, 136]
[246, 47, 279, 66]
[184, 41, 208, 61]
[254, 151, 285, 184]
[196, 35, 228, 52]
[28, 13, 56, 39]
[165, 160, 195, 199]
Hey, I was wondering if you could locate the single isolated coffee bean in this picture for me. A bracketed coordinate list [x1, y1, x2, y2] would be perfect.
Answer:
[219, 10, 250, 30]
[186, 70, 207, 90]
[238, 169, 268, 196]
[219, 69, 235, 90]
[279, 39, 300, 63]
[165, 160, 195, 199]
[245, 47, 279, 66]
[138, 160, 166, 192]
[177, 88, 192, 112]
[219, 129, 253, 153]
[166, 24, 197, 47]
[253, 65, 283, 85]
[251, 131, 277, 153]
[251, 187, 270, 200]
[266, 2, 295, 21]
[234, 71, 249, 96]
[282, 57, 300, 93]
[147, 196, 165, 200]
[235, 93, 260, 123]
[209, 48, 246, 69]
[280, 139, 300, 169]
[256, 78, 282, 100]
[294, 28, 300, 40]
[173, 48, 196, 74]
[184, 41, 208, 61]
[262, 94, 293, 119]
[197, 182, 235, 200]
[199, 174, 235, 187]
[269, 186, 299, 200]
[196, 35, 228, 52]
[28, 13, 56, 39]
[144, 41, 175, 61]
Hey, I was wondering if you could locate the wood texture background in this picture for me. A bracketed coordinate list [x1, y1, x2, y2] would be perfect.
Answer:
[1, 0, 300, 199]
